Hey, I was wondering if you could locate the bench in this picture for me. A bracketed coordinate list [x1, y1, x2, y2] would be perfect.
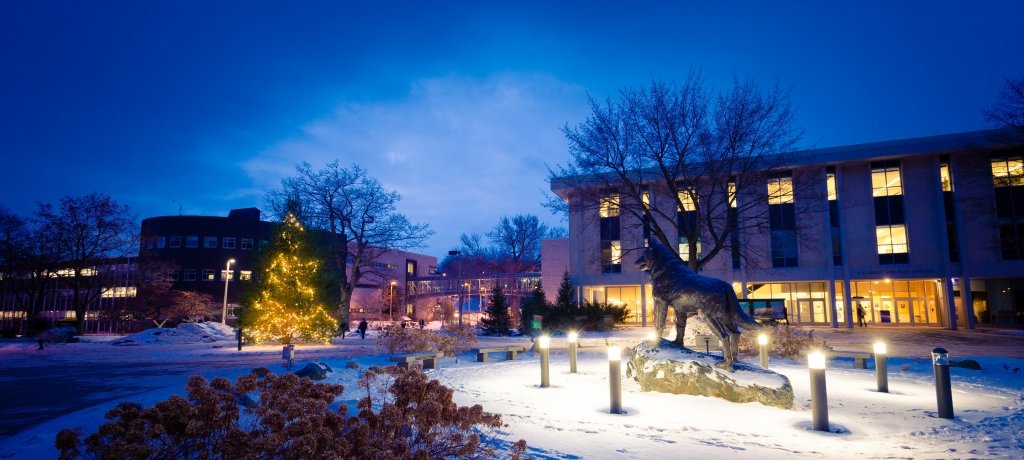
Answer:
[828, 350, 874, 369]
[389, 352, 443, 370]
[474, 346, 527, 362]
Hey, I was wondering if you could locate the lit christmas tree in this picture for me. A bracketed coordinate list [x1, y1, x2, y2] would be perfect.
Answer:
[241, 214, 337, 344]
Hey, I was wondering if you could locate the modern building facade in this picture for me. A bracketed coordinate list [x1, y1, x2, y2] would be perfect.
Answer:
[549, 129, 1024, 330]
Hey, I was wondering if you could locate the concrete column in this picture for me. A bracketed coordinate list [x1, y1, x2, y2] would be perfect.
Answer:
[842, 278, 854, 329]
[943, 277, 958, 331]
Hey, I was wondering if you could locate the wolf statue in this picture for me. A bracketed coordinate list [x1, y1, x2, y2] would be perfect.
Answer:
[635, 239, 761, 371]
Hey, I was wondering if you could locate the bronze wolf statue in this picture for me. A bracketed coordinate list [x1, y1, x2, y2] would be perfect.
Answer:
[635, 239, 761, 371]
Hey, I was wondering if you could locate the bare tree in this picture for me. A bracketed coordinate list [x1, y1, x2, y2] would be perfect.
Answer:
[0, 206, 63, 331]
[129, 256, 180, 327]
[35, 194, 137, 334]
[171, 290, 218, 323]
[548, 74, 805, 271]
[266, 161, 433, 326]
[985, 76, 1024, 138]
[486, 214, 551, 272]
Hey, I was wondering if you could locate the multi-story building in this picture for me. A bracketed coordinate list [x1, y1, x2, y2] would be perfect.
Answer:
[548, 129, 1024, 330]
[140, 208, 437, 324]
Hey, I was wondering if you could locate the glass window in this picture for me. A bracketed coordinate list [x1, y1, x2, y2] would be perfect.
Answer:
[202, 269, 215, 281]
[940, 163, 953, 192]
[145, 238, 155, 250]
[767, 175, 793, 204]
[221, 269, 234, 281]
[728, 181, 737, 208]
[826, 171, 838, 201]
[170, 236, 181, 248]
[156, 236, 166, 249]
[223, 237, 236, 249]
[876, 225, 908, 254]
[601, 240, 622, 273]
[677, 190, 697, 211]
[871, 163, 903, 196]
[240, 270, 252, 281]
[992, 156, 1024, 187]
[600, 194, 620, 217]
[204, 236, 218, 248]
[183, 269, 196, 281]
[186, 236, 199, 248]
[169, 270, 179, 281]
[241, 239, 253, 250]
[678, 239, 701, 263]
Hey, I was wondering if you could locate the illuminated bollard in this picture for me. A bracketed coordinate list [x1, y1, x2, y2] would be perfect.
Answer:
[538, 335, 550, 388]
[646, 330, 657, 345]
[608, 346, 622, 414]
[874, 342, 888, 393]
[808, 351, 829, 432]
[758, 333, 769, 368]
[932, 347, 954, 419]
[568, 332, 578, 374]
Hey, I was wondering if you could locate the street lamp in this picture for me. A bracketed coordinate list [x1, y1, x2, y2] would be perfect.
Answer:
[389, 280, 397, 321]
[222, 259, 235, 324]
[449, 250, 463, 327]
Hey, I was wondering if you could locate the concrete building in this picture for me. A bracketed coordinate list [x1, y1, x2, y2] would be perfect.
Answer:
[548, 130, 1024, 329]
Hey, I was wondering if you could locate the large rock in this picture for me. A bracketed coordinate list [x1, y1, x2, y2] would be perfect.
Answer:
[627, 340, 794, 409]
[294, 362, 332, 380]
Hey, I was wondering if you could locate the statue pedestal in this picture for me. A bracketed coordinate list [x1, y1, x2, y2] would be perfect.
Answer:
[626, 340, 794, 409]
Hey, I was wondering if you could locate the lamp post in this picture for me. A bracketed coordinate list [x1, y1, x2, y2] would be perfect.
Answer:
[874, 342, 889, 393]
[932, 347, 954, 419]
[609, 346, 622, 414]
[538, 335, 551, 387]
[758, 333, 769, 368]
[449, 250, 464, 327]
[389, 280, 396, 321]
[568, 331, 578, 373]
[808, 350, 829, 432]
[221, 259, 235, 324]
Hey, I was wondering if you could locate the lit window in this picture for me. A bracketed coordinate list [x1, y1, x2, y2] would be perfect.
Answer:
[677, 190, 697, 211]
[876, 225, 908, 254]
[642, 191, 650, 210]
[220, 269, 234, 281]
[102, 286, 137, 298]
[240, 270, 252, 281]
[599, 194, 620, 217]
[940, 163, 953, 192]
[186, 236, 199, 248]
[826, 172, 838, 201]
[183, 269, 196, 281]
[241, 239, 253, 250]
[170, 236, 181, 248]
[610, 240, 621, 265]
[871, 165, 903, 196]
[678, 239, 701, 262]
[202, 269, 215, 281]
[204, 236, 217, 248]
[992, 156, 1024, 187]
[767, 175, 794, 204]
[728, 182, 737, 208]
[223, 237, 236, 249]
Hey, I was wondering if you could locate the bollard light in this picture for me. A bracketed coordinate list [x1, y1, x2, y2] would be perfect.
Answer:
[568, 332, 579, 373]
[932, 347, 954, 419]
[758, 333, 769, 368]
[538, 335, 551, 388]
[874, 341, 889, 393]
[646, 330, 657, 343]
[807, 350, 829, 432]
[608, 346, 622, 414]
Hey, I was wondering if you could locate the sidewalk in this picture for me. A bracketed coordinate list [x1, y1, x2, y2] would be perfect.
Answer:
[804, 326, 1024, 359]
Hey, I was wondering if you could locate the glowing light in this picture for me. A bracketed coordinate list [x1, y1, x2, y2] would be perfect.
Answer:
[607, 346, 622, 361]
[567, 332, 578, 343]
[538, 335, 550, 349]
[808, 351, 826, 369]
[646, 330, 656, 341]
[873, 342, 887, 355]
[758, 333, 768, 346]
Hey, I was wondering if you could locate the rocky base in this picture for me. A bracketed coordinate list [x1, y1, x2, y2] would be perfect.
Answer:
[627, 340, 794, 409]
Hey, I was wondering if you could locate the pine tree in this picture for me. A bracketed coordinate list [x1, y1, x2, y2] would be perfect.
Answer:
[555, 271, 575, 309]
[519, 283, 546, 336]
[240, 214, 337, 344]
[480, 284, 512, 336]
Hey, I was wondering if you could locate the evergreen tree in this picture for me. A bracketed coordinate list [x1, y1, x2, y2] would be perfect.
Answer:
[480, 284, 512, 336]
[519, 283, 546, 336]
[555, 271, 575, 309]
[240, 214, 337, 344]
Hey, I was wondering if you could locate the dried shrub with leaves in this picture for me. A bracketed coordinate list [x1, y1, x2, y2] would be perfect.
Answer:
[56, 366, 524, 459]
[377, 324, 477, 356]
[738, 325, 832, 359]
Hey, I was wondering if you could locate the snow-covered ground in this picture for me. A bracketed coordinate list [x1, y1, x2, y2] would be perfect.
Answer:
[1, 325, 1022, 459]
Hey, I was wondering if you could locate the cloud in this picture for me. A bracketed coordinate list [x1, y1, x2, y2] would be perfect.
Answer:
[243, 72, 588, 255]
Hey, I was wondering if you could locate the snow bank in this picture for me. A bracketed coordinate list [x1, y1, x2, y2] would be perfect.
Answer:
[110, 322, 235, 346]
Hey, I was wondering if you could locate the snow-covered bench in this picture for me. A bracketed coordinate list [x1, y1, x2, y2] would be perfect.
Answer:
[828, 350, 874, 369]
[474, 346, 527, 362]
[389, 351, 443, 370]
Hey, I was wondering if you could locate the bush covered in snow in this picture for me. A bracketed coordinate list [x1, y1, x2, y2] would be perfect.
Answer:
[56, 366, 525, 459]
[377, 323, 477, 356]
[738, 324, 832, 359]
[109, 322, 234, 346]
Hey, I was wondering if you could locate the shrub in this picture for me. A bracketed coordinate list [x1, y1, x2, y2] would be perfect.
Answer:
[56, 367, 525, 459]
[377, 324, 477, 356]
[737, 325, 832, 359]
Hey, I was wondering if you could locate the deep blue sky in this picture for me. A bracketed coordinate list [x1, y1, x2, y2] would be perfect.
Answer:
[3, 1, 1023, 256]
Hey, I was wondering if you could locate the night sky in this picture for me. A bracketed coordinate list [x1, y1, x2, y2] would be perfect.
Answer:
[3, 1, 1023, 256]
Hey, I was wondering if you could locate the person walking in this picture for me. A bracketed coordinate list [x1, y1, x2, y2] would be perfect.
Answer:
[357, 319, 368, 339]
[856, 304, 867, 327]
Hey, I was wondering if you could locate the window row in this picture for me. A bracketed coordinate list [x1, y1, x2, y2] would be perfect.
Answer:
[145, 236, 264, 250]
[172, 269, 253, 282]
